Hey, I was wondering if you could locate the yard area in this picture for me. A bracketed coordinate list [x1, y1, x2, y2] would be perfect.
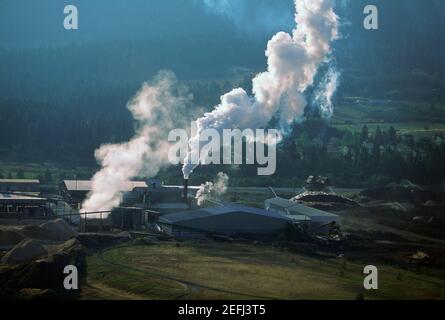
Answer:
[82, 242, 445, 300]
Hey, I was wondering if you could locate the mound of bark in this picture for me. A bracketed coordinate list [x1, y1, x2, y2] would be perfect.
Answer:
[19, 219, 77, 242]
[359, 182, 438, 205]
[0, 239, 85, 299]
[39, 219, 78, 241]
[77, 232, 132, 249]
[292, 192, 359, 210]
[293, 191, 358, 205]
[18, 225, 50, 241]
[363, 200, 415, 213]
[1, 239, 48, 265]
[0, 229, 24, 247]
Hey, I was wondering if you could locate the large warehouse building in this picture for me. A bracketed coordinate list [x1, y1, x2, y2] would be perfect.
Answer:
[159, 202, 293, 238]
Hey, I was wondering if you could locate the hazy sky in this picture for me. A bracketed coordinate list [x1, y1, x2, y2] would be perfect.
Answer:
[0, 0, 294, 48]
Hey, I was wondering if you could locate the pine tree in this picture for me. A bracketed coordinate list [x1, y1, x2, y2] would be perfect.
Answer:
[360, 125, 369, 143]
[388, 126, 397, 144]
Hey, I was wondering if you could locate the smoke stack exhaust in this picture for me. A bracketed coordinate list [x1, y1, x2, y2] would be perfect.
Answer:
[182, 0, 340, 180]
[183, 179, 188, 202]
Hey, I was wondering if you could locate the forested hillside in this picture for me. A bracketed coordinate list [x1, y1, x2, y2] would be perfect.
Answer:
[0, 0, 444, 186]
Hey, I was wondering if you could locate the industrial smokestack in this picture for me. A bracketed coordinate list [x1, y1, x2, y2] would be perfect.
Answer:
[183, 179, 189, 202]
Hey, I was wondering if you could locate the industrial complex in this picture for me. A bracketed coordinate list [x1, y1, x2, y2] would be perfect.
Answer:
[0, 177, 339, 239]
[2, 176, 445, 301]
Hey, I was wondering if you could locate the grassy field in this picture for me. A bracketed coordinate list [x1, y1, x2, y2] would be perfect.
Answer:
[331, 99, 445, 135]
[0, 161, 96, 183]
[333, 122, 445, 135]
[82, 242, 445, 300]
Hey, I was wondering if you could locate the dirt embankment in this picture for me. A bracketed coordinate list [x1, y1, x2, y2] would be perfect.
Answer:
[0, 219, 84, 299]
[0, 218, 136, 299]
[0, 238, 85, 300]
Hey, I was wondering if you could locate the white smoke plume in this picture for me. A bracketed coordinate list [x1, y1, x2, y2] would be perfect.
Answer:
[82, 71, 192, 216]
[195, 172, 229, 206]
[313, 66, 339, 119]
[183, 0, 339, 179]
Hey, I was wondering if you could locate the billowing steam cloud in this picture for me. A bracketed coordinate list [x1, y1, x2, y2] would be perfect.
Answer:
[313, 66, 339, 119]
[183, 0, 339, 179]
[82, 0, 340, 214]
[195, 172, 229, 206]
[81, 71, 192, 215]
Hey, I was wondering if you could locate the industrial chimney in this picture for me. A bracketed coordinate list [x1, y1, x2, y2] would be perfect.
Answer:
[183, 179, 188, 202]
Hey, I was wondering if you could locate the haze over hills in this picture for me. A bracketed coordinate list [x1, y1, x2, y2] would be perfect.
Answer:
[0, 0, 444, 103]
[0, 0, 294, 48]
[0, 0, 444, 182]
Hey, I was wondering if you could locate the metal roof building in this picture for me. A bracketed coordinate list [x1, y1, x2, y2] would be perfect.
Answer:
[63, 180, 147, 192]
[145, 183, 199, 214]
[0, 179, 40, 193]
[159, 202, 293, 238]
[0, 193, 49, 218]
[62, 180, 197, 214]
[264, 197, 338, 224]
[0, 193, 46, 205]
[61, 180, 148, 203]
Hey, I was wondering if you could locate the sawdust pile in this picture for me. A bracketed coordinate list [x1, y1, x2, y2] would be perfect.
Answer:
[0, 219, 78, 265]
